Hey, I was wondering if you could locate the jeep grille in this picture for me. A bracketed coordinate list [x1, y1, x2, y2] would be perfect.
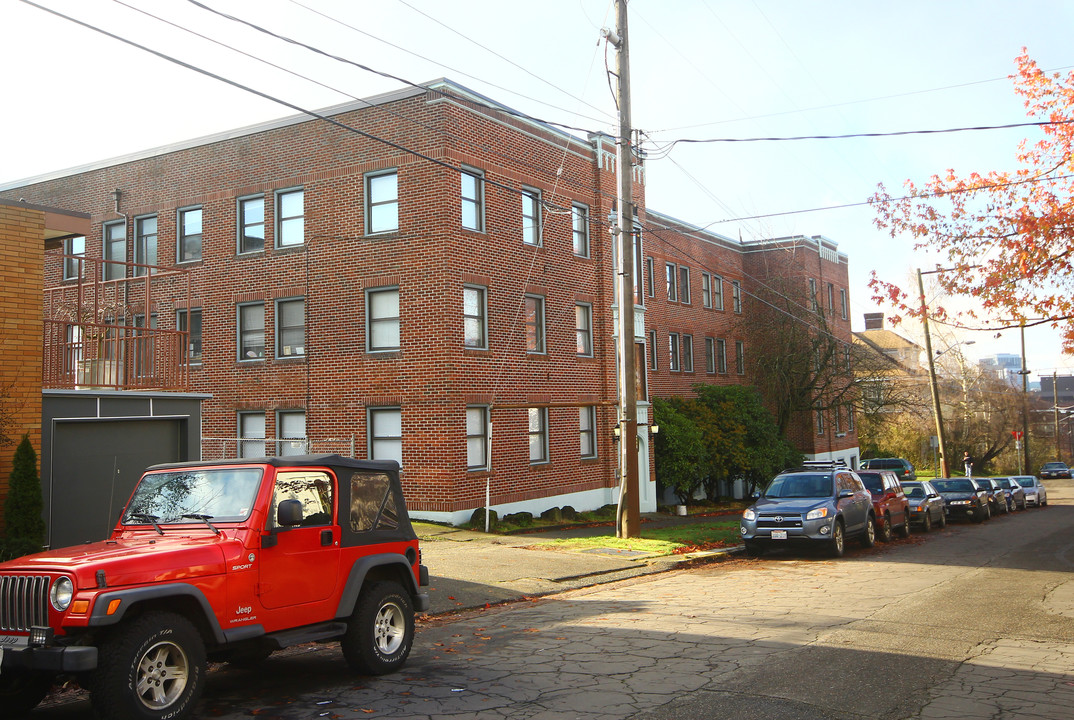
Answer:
[0, 575, 50, 632]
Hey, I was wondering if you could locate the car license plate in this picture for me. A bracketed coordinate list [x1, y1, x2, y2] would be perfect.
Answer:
[771, 529, 788, 540]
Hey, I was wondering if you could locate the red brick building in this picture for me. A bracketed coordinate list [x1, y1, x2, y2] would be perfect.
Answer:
[0, 80, 857, 523]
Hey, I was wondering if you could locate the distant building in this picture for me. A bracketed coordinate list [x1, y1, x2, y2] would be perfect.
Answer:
[854, 313, 923, 371]
[1039, 375, 1074, 407]
[979, 353, 1023, 384]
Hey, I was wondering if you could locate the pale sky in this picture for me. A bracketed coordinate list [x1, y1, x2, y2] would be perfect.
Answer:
[5, 0, 1074, 379]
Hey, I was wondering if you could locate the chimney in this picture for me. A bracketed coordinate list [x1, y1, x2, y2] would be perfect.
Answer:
[864, 312, 884, 330]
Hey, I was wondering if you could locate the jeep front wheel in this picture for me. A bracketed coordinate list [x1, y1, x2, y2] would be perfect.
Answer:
[90, 611, 206, 720]
[342, 580, 415, 675]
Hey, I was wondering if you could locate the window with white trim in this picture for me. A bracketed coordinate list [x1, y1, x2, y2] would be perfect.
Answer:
[177, 308, 202, 364]
[103, 221, 126, 281]
[682, 334, 694, 372]
[575, 303, 593, 357]
[276, 297, 305, 358]
[735, 340, 745, 375]
[717, 338, 727, 373]
[366, 171, 399, 235]
[463, 285, 487, 349]
[238, 412, 266, 458]
[238, 195, 265, 253]
[522, 187, 542, 245]
[701, 273, 712, 309]
[713, 275, 724, 310]
[528, 407, 549, 464]
[276, 188, 304, 247]
[840, 288, 848, 320]
[369, 407, 403, 466]
[466, 406, 489, 470]
[808, 278, 818, 311]
[669, 333, 680, 371]
[665, 263, 677, 302]
[178, 206, 202, 262]
[367, 287, 400, 352]
[705, 337, 715, 373]
[461, 168, 484, 232]
[572, 203, 589, 257]
[679, 266, 691, 304]
[645, 257, 655, 298]
[238, 303, 265, 360]
[525, 294, 545, 353]
[649, 329, 657, 370]
[579, 406, 597, 459]
[732, 280, 742, 313]
[134, 216, 157, 276]
[63, 235, 85, 280]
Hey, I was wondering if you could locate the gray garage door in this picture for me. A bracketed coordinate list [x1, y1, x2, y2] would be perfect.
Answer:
[50, 419, 183, 548]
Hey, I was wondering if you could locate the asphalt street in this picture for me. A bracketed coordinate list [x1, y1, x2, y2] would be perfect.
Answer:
[32, 480, 1074, 719]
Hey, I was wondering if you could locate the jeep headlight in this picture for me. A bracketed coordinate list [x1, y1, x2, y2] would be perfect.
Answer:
[50, 577, 74, 612]
[805, 507, 829, 520]
[742, 508, 757, 521]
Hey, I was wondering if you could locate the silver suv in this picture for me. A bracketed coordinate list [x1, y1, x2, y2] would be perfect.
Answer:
[741, 468, 877, 558]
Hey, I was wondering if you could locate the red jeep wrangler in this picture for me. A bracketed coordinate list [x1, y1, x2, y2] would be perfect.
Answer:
[0, 455, 429, 720]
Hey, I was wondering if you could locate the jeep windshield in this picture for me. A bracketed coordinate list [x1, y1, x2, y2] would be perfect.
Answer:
[764, 474, 832, 498]
[122, 467, 264, 526]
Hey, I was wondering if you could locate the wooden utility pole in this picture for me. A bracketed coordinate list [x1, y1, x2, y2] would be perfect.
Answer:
[613, 0, 640, 538]
[919, 269, 949, 478]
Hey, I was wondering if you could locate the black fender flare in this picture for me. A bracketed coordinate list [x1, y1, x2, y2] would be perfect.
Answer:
[335, 554, 422, 618]
[85, 582, 240, 645]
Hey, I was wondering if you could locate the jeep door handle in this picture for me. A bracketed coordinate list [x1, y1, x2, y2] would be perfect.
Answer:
[320, 529, 333, 546]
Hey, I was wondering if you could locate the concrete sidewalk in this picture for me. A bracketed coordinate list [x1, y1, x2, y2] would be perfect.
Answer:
[415, 512, 741, 615]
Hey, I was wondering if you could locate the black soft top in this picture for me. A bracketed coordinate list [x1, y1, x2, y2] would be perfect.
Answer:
[146, 454, 400, 474]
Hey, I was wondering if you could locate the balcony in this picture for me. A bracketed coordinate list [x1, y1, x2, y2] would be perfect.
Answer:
[44, 256, 192, 392]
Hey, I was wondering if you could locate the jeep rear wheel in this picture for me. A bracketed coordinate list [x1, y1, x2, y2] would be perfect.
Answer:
[0, 670, 53, 717]
[342, 580, 414, 675]
[90, 611, 206, 720]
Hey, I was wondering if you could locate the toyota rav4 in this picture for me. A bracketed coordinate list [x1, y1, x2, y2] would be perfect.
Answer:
[0, 455, 429, 720]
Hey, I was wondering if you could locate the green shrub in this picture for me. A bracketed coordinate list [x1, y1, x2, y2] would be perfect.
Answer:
[2, 435, 45, 558]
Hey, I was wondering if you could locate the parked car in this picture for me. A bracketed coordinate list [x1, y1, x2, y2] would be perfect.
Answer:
[1013, 475, 1049, 507]
[931, 477, 991, 522]
[860, 457, 917, 482]
[857, 470, 911, 542]
[1039, 461, 1071, 479]
[974, 477, 1010, 516]
[902, 480, 947, 532]
[996, 477, 1027, 510]
[741, 467, 876, 558]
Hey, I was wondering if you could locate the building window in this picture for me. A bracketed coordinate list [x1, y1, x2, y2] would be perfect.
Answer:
[827, 283, 835, 313]
[276, 188, 305, 247]
[732, 280, 742, 314]
[840, 288, 848, 320]
[177, 308, 202, 364]
[575, 303, 593, 357]
[713, 275, 724, 310]
[277, 410, 307, 456]
[366, 171, 399, 235]
[717, 338, 727, 374]
[276, 297, 305, 358]
[367, 287, 400, 352]
[134, 215, 157, 276]
[466, 406, 489, 471]
[844, 347, 851, 371]
[665, 263, 677, 302]
[528, 407, 549, 464]
[524, 294, 545, 354]
[847, 404, 855, 432]
[178, 206, 202, 263]
[522, 187, 542, 246]
[579, 406, 597, 459]
[816, 410, 825, 436]
[682, 334, 694, 372]
[103, 221, 126, 281]
[63, 235, 85, 280]
[645, 257, 655, 298]
[461, 168, 484, 232]
[705, 337, 715, 373]
[572, 204, 589, 257]
[701, 273, 712, 309]
[679, 266, 691, 305]
[239, 412, 266, 458]
[835, 405, 843, 435]
[649, 329, 657, 370]
[464, 285, 487, 349]
[735, 340, 745, 375]
[669, 333, 680, 371]
[238, 195, 265, 253]
[808, 278, 818, 311]
[238, 303, 265, 360]
[369, 407, 403, 466]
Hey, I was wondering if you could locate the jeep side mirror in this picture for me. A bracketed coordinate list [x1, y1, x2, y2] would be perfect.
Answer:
[277, 499, 304, 527]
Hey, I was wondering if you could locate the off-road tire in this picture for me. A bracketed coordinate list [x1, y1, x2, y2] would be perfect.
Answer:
[828, 520, 845, 558]
[342, 580, 415, 675]
[89, 611, 206, 720]
[0, 670, 53, 717]
[860, 515, 877, 548]
[877, 513, 893, 543]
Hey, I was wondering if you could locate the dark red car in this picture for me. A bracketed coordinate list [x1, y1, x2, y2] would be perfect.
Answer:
[856, 469, 911, 542]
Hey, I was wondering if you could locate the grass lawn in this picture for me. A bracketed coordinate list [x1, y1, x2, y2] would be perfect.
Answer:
[531, 518, 742, 556]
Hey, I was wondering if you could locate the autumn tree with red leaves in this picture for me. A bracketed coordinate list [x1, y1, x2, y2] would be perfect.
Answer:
[871, 50, 1074, 350]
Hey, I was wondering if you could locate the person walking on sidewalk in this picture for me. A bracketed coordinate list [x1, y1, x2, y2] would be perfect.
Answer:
[963, 451, 974, 477]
